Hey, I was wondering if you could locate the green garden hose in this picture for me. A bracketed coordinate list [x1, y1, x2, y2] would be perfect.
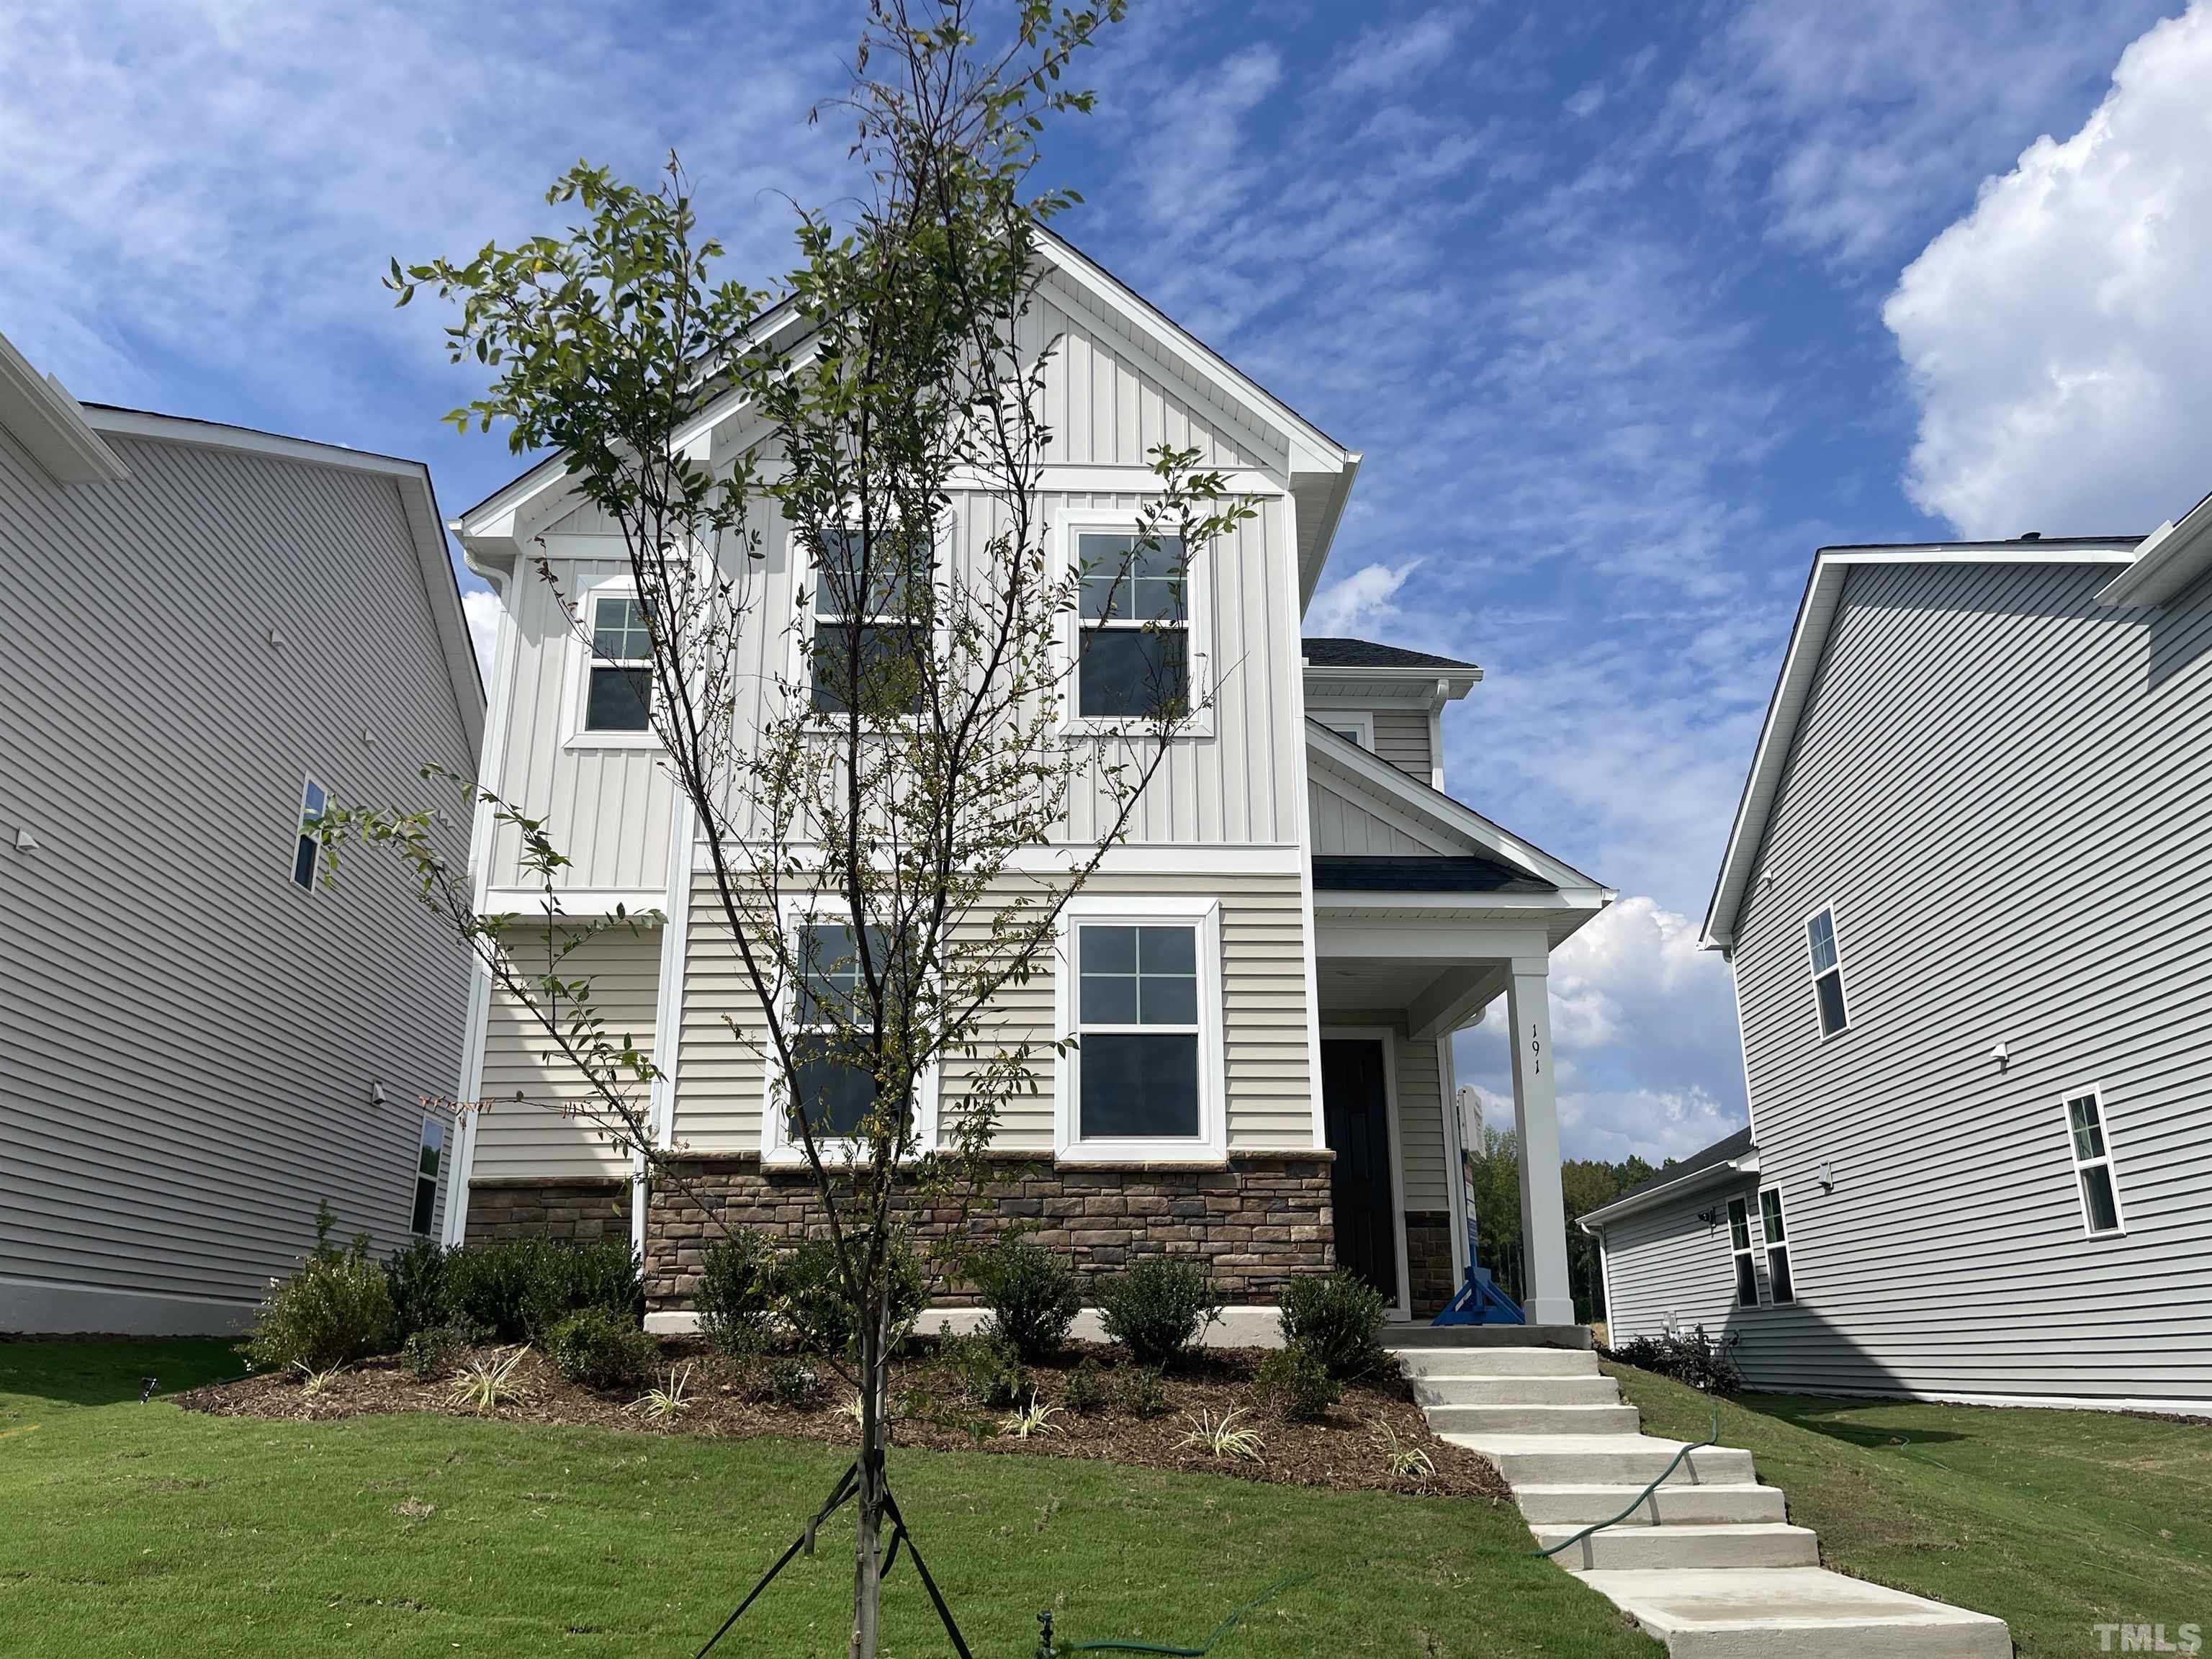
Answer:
[1531, 1398, 1723, 1560]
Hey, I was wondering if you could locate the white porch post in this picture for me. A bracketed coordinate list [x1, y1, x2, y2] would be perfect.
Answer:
[1507, 955, 1575, 1327]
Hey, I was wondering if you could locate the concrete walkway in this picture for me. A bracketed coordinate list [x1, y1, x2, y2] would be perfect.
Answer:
[1390, 1337, 2010, 1658]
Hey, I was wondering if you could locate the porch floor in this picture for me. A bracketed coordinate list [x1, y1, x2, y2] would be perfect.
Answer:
[1384, 1323, 1593, 1351]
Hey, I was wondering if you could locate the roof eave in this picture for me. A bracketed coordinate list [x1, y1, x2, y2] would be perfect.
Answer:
[2097, 491, 2212, 608]
[1579, 1151, 1761, 1231]
[0, 332, 129, 485]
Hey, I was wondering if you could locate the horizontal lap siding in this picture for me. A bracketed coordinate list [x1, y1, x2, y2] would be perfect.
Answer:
[1729, 559, 2212, 1402]
[473, 926, 662, 1179]
[0, 432, 475, 1307]
[1371, 711, 1432, 781]
[1601, 1182, 1757, 1344]
[1393, 1035, 1448, 1211]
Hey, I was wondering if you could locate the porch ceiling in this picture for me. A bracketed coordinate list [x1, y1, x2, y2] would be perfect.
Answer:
[1316, 956, 1506, 1037]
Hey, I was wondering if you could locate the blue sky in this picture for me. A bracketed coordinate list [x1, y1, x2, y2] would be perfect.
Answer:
[9, 0, 2211, 1161]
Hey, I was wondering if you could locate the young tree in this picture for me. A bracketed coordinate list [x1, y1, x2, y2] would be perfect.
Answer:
[339, 4, 1254, 1653]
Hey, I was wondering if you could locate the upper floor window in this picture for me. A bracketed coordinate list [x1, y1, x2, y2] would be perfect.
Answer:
[583, 594, 653, 732]
[292, 776, 328, 891]
[1077, 531, 1188, 720]
[1058, 896, 1223, 1161]
[1727, 1195, 1758, 1307]
[809, 526, 927, 717]
[1311, 709, 1374, 749]
[2063, 1089, 2126, 1236]
[1804, 907, 1849, 1036]
[1759, 1187, 1794, 1304]
[410, 1115, 445, 1235]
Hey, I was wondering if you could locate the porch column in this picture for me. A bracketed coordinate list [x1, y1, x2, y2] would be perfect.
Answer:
[1507, 956, 1575, 1327]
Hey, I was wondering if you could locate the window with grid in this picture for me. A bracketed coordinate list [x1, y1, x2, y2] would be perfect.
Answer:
[1759, 1187, 1794, 1303]
[410, 1115, 445, 1235]
[1076, 531, 1188, 720]
[1727, 1196, 1758, 1308]
[1074, 922, 1200, 1139]
[583, 594, 653, 732]
[1805, 907, 1849, 1036]
[2064, 1090, 2125, 1235]
[810, 526, 927, 716]
[292, 776, 328, 891]
[789, 922, 894, 1138]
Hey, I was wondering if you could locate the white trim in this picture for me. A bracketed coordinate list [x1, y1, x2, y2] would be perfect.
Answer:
[1577, 1146, 1759, 1229]
[692, 842, 1303, 876]
[2060, 1085, 2128, 1238]
[1283, 490, 1331, 1159]
[291, 770, 329, 893]
[1596, 1226, 1617, 1339]
[444, 963, 492, 1246]
[1726, 1194, 1758, 1310]
[639, 790, 697, 1254]
[562, 583, 662, 750]
[2097, 491, 2212, 607]
[482, 886, 662, 918]
[1427, 703, 1445, 792]
[0, 328, 128, 484]
[1803, 902, 1851, 1040]
[1318, 1025, 1412, 1323]
[1756, 1184, 1794, 1305]
[1057, 505, 1218, 739]
[1745, 1382, 2212, 1420]
[1054, 894, 1227, 1163]
[952, 463, 1285, 500]
[1439, 1035, 1467, 1289]
[1308, 706, 1374, 750]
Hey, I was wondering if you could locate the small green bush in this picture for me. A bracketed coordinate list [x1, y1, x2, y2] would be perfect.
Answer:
[244, 1227, 396, 1373]
[1097, 1258, 1220, 1367]
[695, 1233, 778, 1356]
[545, 1308, 660, 1391]
[768, 1360, 823, 1410]
[402, 1323, 481, 1383]
[1276, 1271, 1388, 1380]
[776, 1234, 926, 1355]
[1601, 1326, 1743, 1394]
[1255, 1344, 1340, 1423]
[449, 1238, 642, 1343]
[1120, 1365, 1169, 1419]
[950, 1332, 1031, 1408]
[1063, 1357, 1107, 1415]
[383, 1237, 456, 1339]
[973, 1236, 1080, 1362]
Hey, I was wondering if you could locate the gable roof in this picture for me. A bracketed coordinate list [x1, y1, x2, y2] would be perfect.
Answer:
[1578, 1125, 1757, 1231]
[1303, 637, 1477, 671]
[1311, 854, 1552, 894]
[0, 328, 127, 485]
[1701, 535, 2146, 950]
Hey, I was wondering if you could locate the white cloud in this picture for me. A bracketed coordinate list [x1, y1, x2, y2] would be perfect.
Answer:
[1306, 560, 1419, 637]
[1887, 4, 2212, 536]
[1564, 84, 1606, 120]
[1328, 12, 1466, 96]
[462, 587, 504, 678]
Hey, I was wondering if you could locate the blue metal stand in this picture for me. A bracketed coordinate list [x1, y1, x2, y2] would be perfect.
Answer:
[1431, 1179, 1524, 1326]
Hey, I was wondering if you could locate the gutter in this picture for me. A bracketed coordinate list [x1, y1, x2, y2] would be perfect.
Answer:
[1578, 1148, 1761, 1233]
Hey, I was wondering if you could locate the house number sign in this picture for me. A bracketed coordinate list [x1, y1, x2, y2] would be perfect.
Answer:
[1529, 1022, 1542, 1074]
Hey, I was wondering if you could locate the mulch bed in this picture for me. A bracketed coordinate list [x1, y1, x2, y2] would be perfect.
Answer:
[176, 1336, 1511, 1505]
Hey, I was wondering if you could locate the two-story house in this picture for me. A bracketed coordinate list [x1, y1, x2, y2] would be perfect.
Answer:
[1584, 505, 2212, 1413]
[444, 234, 1613, 1330]
[0, 327, 483, 1335]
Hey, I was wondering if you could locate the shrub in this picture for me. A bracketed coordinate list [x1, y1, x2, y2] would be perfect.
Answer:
[1601, 1326, 1743, 1395]
[776, 1235, 926, 1355]
[768, 1360, 823, 1410]
[1097, 1258, 1220, 1367]
[546, 1307, 661, 1391]
[972, 1236, 1080, 1362]
[384, 1238, 456, 1339]
[402, 1323, 481, 1383]
[449, 1238, 643, 1343]
[1255, 1344, 1340, 1423]
[1063, 1358, 1107, 1415]
[695, 1233, 778, 1356]
[1276, 1271, 1388, 1381]
[949, 1332, 1031, 1409]
[244, 1227, 396, 1373]
[1120, 1365, 1169, 1419]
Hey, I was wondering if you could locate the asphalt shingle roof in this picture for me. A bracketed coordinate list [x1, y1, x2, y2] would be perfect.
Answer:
[1310, 855, 1553, 894]
[1303, 637, 1477, 671]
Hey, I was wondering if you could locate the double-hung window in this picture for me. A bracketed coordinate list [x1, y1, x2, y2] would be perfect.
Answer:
[292, 775, 328, 891]
[582, 593, 654, 734]
[1058, 898, 1223, 1159]
[1759, 1187, 1794, 1303]
[809, 526, 927, 718]
[2063, 1089, 2126, 1235]
[1076, 530, 1190, 720]
[1805, 907, 1849, 1036]
[791, 921, 888, 1138]
[1726, 1196, 1759, 1307]
[410, 1115, 445, 1235]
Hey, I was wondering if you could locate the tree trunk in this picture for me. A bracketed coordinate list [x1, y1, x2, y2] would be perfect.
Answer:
[850, 1289, 889, 1659]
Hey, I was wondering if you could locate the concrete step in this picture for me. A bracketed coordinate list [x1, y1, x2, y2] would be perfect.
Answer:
[1413, 1374, 1622, 1407]
[1450, 1433, 1758, 1488]
[1570, 1568, 2011, 1659]
[1514, 1483, 1789, 1527]
[1383, 1323, 1592, 1350]
[1390, 1346, 1601, 1379]
[1424, 1402, 1641, 1437]
[1532, 1521, 1820, 1571]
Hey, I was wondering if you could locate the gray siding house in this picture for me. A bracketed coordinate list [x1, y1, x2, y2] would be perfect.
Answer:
[1584, 508, 2212, 1413]
[0, 329, 484, 1335]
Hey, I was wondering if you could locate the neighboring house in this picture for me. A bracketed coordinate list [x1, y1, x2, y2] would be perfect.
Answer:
[447, 232, 1614, 1328]
[0, 329, 484, 1336]
[1585, 508, 2212, 1412]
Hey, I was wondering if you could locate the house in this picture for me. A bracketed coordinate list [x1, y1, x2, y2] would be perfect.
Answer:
[0, 328, 484, 1336]
[1583, 506, 2212, 1413]
[444, 232, 1614, 1330]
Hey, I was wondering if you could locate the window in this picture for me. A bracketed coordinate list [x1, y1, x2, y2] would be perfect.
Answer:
[1805, 907, 1849, 1036]
[410, 1115, 445, 1235]
[1310, 709, 1373, 749]
[2063, 1089, 2126, 1236]
[790, 921, 888, 1138]
[1076, 530, 1189, 720]
[1057, 897, 1223, 1159]
[1759, 1187, 1794, 1304]
[1727, 1196, 1759, 1307]
[809, 526, 927, 717]
[292, 776, 328, 891]
[583, 594, 653, 732]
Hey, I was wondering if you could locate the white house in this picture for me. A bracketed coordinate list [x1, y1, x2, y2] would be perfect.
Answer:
[0, 328, 483, 1335]
[444, 234, 1614, 1328]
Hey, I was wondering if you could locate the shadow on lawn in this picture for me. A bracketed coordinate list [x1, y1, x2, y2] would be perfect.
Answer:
[1728, 1391, 1976, 1448]
[0, 1337, 240, 1406]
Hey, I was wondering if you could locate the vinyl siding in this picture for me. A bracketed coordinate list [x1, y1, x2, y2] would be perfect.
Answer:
[1599, 1178, 1762, 1344]
[1725, 557, 2212, 1403]
[1394, 1034, 1449, 1210]
[1372, 711, 1433, 781]
[0, 429, 476, 1321]
[670, 870, 1313, 1154]
[1308, 777, 1457, 855]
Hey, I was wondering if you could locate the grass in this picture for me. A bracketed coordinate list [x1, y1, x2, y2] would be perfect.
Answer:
[0, 1339, 1658, 1658]
[1608, 1362, 2212, 1658]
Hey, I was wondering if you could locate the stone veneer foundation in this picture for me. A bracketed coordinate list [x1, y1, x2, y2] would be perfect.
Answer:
[1403, 1210, 1455, 1318]
[464, 1178, 630, 1246]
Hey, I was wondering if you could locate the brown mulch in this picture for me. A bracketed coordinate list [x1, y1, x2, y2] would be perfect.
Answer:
[176, 1336, 1511, 1505]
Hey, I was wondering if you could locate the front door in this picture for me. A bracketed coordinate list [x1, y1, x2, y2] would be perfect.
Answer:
[1320, 1038, 1398, 1307]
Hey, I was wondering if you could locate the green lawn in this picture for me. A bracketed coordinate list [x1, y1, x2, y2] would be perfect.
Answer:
[0, 1340, 1655, 1658]
[1609, 1362, 2212, 1658]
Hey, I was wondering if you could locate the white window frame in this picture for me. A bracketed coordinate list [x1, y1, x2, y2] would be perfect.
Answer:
[2060, 1086, 2128, 1238]
[1803, 904, 1851, 1039]
[1758, 1185, 1794, 1305]
[1308, 707, 1375, 750]
[1053, 894, 1226, 1163]
[562, 583, 661, 750]
[410, 1112, 446, 1236]
[1057, 507, 1215, 739]
[1726, 1195, 1759, 1308]
[785, 519, 946, 732]
[292, 772, 328, 893]
[758, 894, 941, 1168]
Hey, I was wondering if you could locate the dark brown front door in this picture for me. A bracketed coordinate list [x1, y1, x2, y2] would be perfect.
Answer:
[1320, 1038, 1398, 1306]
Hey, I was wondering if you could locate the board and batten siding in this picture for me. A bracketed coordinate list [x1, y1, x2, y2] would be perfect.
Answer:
[1599, 1179, 1762, 1344]
[670, 870, 1312, 1155]
[0, 430, 475, 1331]
[1309, 777, 1456, 855]
[1727, 557, 2212, 1405]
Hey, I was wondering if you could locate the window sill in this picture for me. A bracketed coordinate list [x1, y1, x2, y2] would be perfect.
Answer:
[562, 730, 663, 752]
[1053, 1142, 1226, 1168]
[1064, 717, 1214, 741]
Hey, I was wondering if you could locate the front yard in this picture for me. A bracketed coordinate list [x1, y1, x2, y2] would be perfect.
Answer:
[1, 1339, 1650, 1658]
